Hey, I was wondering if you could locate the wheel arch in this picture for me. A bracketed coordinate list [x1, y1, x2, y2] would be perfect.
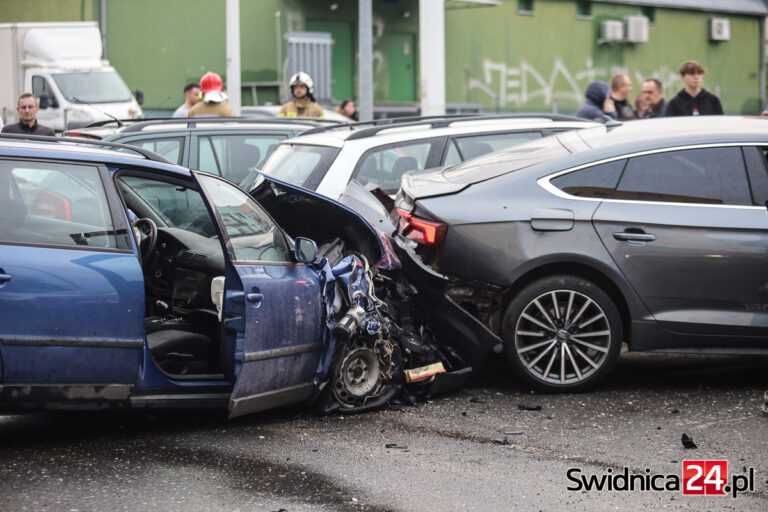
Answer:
[499, 258, 633, 350]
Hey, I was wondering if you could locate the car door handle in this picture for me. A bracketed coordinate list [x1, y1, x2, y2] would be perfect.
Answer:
[246, 293, 264, 307]
[0, 273, 11, 284]
[613, 232, 656, 242]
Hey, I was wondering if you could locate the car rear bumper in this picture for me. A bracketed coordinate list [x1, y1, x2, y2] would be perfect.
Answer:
[393, 235, 501, 368]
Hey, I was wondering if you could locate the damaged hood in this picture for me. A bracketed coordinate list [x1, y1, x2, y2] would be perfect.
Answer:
[248, 173, 383, 265]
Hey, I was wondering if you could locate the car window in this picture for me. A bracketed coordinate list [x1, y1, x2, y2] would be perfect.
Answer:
[32, 76, 56, 106]
[443, 141, 462, 166]
[198, 134, 287, 184]
[0, 160, 118, 248]
[260, 144, 340, 190]
[124, 137, 184, 165]
[742, 146, 768, 206]
[196, 173, 291, 262]
[117, 176, 217, 237]
[355, 141, 432, 194]
[452, 131, 543, 162]
[615, 147, 751, 206]
[550, 160, 625, 199]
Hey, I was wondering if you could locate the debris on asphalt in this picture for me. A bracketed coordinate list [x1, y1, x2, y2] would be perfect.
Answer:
[470, 397, 487, 404]
[518, 403, 542, 411]
[461, 411, 468, 416]
[493, 436, 510, 445]
[681, 433, 697, 449]
[385, 443, 408, 449]
[504, 430, 524, 435]
[480, 389, 492, 395]
[670, 408, 680, 414]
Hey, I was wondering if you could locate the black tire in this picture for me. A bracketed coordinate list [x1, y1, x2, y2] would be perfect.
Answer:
[502, 275, 622, 392]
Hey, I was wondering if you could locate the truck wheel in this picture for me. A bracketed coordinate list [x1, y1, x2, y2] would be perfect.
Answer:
[502, 275, 622, 392]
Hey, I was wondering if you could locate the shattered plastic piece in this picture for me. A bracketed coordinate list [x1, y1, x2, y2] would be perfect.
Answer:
[470, 397, 487, 404]
[670, 408, 680, 414]
[504, 430, 523, 435]
[681, 433, 697, 449]
[385, 443, 408, 449]
[493, 436, 510, 445]
[461, 411, 468, 416]
[518, 403, 542, 411]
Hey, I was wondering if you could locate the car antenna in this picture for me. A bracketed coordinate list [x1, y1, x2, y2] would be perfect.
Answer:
[602, 115, 622, 131]
[73, 96, 124, 127]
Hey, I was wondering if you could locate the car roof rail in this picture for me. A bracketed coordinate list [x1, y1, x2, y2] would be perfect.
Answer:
[0, 132, 173, 164]
[299, 112, 590, 139]
[119, 116, 342, 133]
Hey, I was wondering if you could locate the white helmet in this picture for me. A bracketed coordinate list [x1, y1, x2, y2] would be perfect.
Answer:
[289, 71, 315, 96]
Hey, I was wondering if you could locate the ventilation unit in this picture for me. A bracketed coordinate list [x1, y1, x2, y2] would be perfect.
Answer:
[599, 20, 623, 44]
[623, 15, 649, 43]
[709, 18, 731, 41]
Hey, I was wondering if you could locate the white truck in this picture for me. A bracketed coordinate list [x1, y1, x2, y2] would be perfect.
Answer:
[0, 21, 143, 132]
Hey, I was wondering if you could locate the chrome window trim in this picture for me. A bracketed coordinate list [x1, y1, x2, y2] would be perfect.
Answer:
[537, 142, 767, 210]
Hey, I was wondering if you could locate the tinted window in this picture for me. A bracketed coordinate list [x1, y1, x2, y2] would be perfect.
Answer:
[0, 160, 118, 248]
[260, 144, 340, 190]
[452, 131, 542, 161]
[198, 134, 286, 184]
[118, 176, 216, 237]
[196, 174, 291, 262]
[742, 146, 768, 206]
[355, 141, 433, 194]
[615, 148, 751, 206]
[127, 137, 184, 165]
[550, 160, 625, 198]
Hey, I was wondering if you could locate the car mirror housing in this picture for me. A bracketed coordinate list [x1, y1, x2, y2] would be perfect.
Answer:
[294, 237, 318, 264]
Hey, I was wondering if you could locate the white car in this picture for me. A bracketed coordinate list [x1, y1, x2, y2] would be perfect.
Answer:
[258, 114, 600, 200]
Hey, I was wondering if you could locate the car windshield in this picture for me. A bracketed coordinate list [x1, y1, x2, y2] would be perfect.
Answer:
[52, 71, 134, 103]
[260, 144, 340, 190]
[441, 134, 569, 184]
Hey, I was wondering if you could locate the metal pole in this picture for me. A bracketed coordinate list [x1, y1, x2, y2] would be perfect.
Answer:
[226, 0, 242, 116]
[760, 17, 766, 112]
[276, 11, 282, 84]
[419, 0, 446, 116]
[358, 0, 373, 121]
[100, 0, 107, 60]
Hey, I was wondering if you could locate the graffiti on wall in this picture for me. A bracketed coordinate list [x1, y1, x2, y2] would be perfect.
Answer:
[467, 58, 682, 108]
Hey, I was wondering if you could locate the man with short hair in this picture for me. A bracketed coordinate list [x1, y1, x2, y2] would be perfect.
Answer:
[666, 60, 723, 116]
[609, 74, 637, 120]
[1, 93, 55, 135]
[172, 82, 201, 118]
[641, 78, 667, 118]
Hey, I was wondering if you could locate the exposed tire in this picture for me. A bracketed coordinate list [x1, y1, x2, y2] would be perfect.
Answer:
[502, 275, 622, 392]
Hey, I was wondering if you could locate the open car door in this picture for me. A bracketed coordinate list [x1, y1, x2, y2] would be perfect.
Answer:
[193, 172, 325, 418]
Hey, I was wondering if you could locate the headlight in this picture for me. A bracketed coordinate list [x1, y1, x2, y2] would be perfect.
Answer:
[68, 108, 94, 124]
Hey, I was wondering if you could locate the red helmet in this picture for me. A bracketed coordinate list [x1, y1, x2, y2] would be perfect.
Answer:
[200, 72, 223, 93]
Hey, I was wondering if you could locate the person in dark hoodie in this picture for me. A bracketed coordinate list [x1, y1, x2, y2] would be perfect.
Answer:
[666, 60, 723, 116]
[577, 81, 616, 121]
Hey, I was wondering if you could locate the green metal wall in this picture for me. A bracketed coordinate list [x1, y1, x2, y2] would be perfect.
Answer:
[0, 0, 97, 22]
[446, 0, 763, 114]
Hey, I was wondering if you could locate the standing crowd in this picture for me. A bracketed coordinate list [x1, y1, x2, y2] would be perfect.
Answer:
[577, 59, 724, 121]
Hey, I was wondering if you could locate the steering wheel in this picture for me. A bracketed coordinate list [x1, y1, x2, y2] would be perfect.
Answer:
[131, 218, 158, 264]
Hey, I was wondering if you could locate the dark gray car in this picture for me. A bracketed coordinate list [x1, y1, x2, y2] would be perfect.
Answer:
[394, 116, 768, 392]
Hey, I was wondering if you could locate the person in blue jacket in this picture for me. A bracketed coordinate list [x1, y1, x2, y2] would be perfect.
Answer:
[577, 81, 617, 121]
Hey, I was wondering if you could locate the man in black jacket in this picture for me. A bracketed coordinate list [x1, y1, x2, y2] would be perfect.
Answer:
[1, 93, 55, 136]
[666, 61, 723, 116]
[608, 74, 637, 121]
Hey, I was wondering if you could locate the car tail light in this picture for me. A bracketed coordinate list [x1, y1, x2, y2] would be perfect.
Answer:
[34, 190, 72, 221]
[396, 208, 447, 246]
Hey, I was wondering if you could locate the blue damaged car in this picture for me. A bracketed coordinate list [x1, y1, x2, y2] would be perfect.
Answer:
[0, 135, 465, 417]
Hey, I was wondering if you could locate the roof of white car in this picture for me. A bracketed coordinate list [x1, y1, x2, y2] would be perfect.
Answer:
[281, 115, 600, 148]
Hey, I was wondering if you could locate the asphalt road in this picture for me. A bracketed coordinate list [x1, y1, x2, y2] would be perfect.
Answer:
[0, 352, 766, 511]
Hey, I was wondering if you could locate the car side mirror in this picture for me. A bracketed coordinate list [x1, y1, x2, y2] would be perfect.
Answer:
[38, 94, 50, 109]
[294, 237, 318, 264]
[134, 89, 144, 106]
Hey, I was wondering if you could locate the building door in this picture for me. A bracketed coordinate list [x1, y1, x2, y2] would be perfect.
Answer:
[388, 33, 415, 102]
[307, 20, 354, 102]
